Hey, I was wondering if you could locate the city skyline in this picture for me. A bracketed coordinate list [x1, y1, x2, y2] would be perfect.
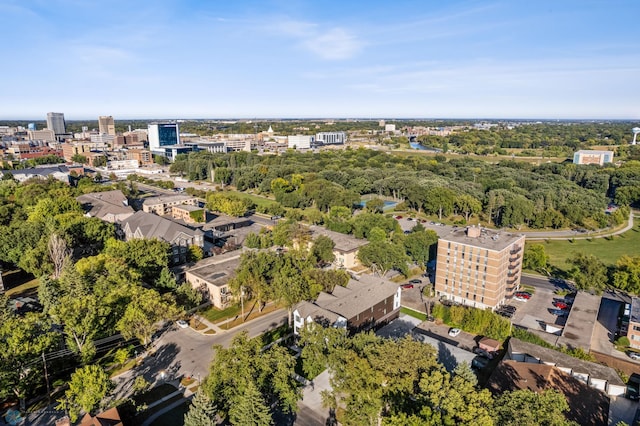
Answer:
[1, 0, 639, 120]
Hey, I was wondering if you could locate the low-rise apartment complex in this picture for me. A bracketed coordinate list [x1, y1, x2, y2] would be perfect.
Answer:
[293, 274, 401, 335]
[119, 211, 204, 264]
[434, 226, 525, 310]
[185, 251, 240, 309]
[142, 194, 199, 216]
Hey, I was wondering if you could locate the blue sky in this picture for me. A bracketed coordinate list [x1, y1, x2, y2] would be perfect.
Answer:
[1, 0, 639, 120]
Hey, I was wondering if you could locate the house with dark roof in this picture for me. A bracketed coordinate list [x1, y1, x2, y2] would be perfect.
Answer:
[507, 338, 626, 397]
[488, 360, 609, 426]
[293, 274, 401, 335]
[119, 211, 204, 264]
[76, 190, 134, 223]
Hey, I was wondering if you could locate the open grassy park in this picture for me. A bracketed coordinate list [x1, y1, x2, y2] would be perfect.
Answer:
[530, 219, 640, 272]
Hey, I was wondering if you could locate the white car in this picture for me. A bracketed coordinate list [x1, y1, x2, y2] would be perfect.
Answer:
[176, 320, 189, 329]
[448, 328, 461, 337]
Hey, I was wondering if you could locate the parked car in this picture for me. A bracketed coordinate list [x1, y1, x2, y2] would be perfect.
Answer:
[553, 301, 569, 310]
[448, 328, 461, 337]
[628, 352, 640, 361]
[400, 283, 414, 290]
[176, 319, 189, 329]
[395, 215, 403, 219]
[515, 292, 531, 299]
[471, 356, 489, 370]
[409, 279, 422, 285]
[407, 217, 414, 221]
[502, 305, 517, 313]
[553, 297, 573, 306]
[514, 296, 528, 302]
[496, 310, 514, 318]
[473, 347, 494, 360]
[550, 309, 568, 316]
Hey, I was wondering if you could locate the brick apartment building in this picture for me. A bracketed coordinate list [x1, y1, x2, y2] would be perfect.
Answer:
[434, 226, 525, 310]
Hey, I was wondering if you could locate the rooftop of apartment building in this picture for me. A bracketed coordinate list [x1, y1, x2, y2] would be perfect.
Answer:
[142, 194, 197, 206]
[186, 251, 242, 287]
[556, 292, 601, 351]
[508, 338, 623, 386]
[309, 225, 369, 253]
[630, 297, 640, 323]
[438, 225, 524, 252]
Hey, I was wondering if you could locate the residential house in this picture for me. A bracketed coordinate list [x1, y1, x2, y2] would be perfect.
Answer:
[76, 190, 134, 223]
[309, 225, 369, 269]
[185, 251, 241, 309]
[119, 211, 204, 264]
[293, 274, 401, 335]
[488, 360, 608, 426]
[506, 338, 626, 397]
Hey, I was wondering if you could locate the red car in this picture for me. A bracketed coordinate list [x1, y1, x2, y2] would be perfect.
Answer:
[515, 292, 531, 299]
[553, 301, 569, 310]
[400, 283, 414, 290]
[395, 215, 403, 219]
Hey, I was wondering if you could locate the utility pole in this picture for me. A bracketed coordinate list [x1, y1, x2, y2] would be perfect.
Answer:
[42, 352, 51, 405]
[240, 285, 245, 322]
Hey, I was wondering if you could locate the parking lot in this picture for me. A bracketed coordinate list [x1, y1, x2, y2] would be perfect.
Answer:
[509, 287, 572, 343]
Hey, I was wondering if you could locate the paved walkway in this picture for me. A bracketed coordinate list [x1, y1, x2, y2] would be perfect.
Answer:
[191, 314, 225, 334]
[141, 395, 192, 426]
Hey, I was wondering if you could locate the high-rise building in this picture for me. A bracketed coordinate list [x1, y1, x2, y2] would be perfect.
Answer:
[46, 112, 66, 135]
[98, 116, 116, 135]
[148, 123, 180, 151]
[434, 226, 525, 310]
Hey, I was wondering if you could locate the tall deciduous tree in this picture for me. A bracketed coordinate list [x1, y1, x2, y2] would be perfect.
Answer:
[403, 230, 438, 264]
[116, 288, 181, 346]
[311, 235, 336, 265]
[494, 389, 575, 426]
[358, 241, 409, 277]
[57, 364, 114, 422]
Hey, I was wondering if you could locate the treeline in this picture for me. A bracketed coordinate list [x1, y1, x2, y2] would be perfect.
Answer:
[417, 122, 638, 154]
[187, 327, 580, 425]
[0, 177, 200, 410]
[172, 149, 640, 229]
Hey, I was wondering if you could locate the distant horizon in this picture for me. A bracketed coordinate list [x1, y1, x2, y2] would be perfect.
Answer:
[1, 1, 639, 120]
[1, 116, 639, 123]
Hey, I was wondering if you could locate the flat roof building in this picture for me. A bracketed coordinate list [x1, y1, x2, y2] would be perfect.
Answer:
[434, 226, 525, 310]
[627, 297, 640, 349]
[573, 150, 614, 166]
[186, 251, 242, 309]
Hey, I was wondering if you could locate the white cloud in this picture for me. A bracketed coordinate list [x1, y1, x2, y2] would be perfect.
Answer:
[300, 28, 362, 60]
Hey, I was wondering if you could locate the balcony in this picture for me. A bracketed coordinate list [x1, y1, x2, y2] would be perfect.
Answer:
[509, 254, 521, 263]
[510, 246, 522, 255]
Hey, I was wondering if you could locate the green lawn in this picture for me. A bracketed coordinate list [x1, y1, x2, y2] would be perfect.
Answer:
[400, 307, 427, 321]
[200, 304, 241, 324]
[530, 219, 640, 272]
[227, 190, 278, 209]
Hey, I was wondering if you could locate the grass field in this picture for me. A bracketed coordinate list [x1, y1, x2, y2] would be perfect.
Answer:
[228, 190, 278, 209]
[530, 219, 640, 272]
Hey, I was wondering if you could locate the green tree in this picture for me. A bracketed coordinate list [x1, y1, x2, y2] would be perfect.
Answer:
[568, 253, 608, 293]
[454, 194, 482, 222]
[0, 313, 60, 400]
[71, 154, 88, 164]
[203, 332, 300, 423]
[184, 389, 218, 426]
[113, 347, 129, 368]
[495, 389, 576, 426]
[366, 198, 385, 213]
[51, 293, 105, 362]
[613, 255, 640, 293]
[403, 230, 438, 264]
[155, 267, 178, 290]
[358, 241, 410, 277]
[311, 235, 336, 265]
[57, 364, 114, 422]
[523, 244, 549, 274]
[116, 288, 181, 346]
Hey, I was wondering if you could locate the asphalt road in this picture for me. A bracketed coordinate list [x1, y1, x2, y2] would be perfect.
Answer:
[111, 308, 287, 400]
